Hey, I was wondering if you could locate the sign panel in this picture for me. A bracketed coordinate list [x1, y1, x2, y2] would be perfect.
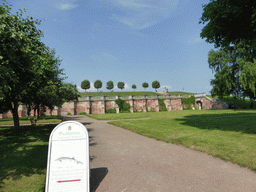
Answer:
[45, 121, 90, 192]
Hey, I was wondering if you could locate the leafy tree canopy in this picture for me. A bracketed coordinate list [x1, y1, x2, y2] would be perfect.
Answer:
[142, 82, 149, 90]
[0, 1, 66, 129]
[152, 81, 160, 91]
[199, 0, 256, 50]
[94, 80, 102, 91]
[209, 40, 256, 99]
[106, 81, 114, 91]
[81, 80, 90, 92]
[132, 84, 136, 89]
[117, 82, 125, 90]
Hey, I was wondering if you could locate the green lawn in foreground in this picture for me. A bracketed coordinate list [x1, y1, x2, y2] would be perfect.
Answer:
[105, 109, 256, 173]
[0, 124, 56, 191]
[86, 109, 256, 120]
[0, 115, 62, 126]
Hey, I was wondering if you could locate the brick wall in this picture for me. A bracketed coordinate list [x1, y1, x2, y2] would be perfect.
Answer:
[0, 95, 228, 118]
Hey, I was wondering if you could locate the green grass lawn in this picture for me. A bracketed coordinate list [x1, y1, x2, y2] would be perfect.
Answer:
[79, 91, 194, 97]
[0, 115, 63, 126]
[0, 124, 57, 191]
[88, 109, 256, 173]
[86, 109, 256, 120]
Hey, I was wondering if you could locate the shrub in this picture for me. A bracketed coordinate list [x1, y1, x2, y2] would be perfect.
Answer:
[67, 112, 71, 116]
[181, 96, 195, 110]
[159, 99, 167, 111]
[150, 107, 155, 112]
[115, 98, 131, 113]
[134, 109, 139, 113]
[106, 107, 116, 113]
[78, 112, 87, 115]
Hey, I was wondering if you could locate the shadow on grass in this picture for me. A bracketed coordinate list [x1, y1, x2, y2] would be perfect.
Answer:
[174, 110, 256, 135]
[0, 122, 96, 190]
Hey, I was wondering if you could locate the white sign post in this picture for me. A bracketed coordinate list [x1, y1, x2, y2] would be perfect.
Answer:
[45, 121, 90, 192]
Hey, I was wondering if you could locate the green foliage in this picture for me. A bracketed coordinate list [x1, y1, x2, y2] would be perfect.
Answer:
[117, 82, 125, 90]
[208, 40, 256, 100]
[134, 109, 139, 113]
[115, 98, 131, 113]
[199, 0, 256, 50]
[81, 80, 90, 92]
[106, 107, 116, 113]
[142, 82, 149, 91]
[106, 81, 114, 91]
[132, 84, 136, 91]
[94, 80, 102, 92]
[148, 107, 155, 112]
[78, 112, 87, 115]
[216, 96, 256, 109]
[152, 81, 160, 91]
[200, 0, 256, 100]
[159, 99, 167, 111]
[181, 96, 195, 110]
[67, 112, 71, 116]
[0, 1, 66, 128]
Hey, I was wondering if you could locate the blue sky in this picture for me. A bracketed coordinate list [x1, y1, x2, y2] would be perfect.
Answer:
[6, 0, 216, 94]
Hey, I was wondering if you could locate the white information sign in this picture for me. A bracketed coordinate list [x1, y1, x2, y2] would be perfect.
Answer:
[45, 121, 90, 192]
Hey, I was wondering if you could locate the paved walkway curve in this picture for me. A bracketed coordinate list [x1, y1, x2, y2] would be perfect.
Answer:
[63, 115, 256, 192]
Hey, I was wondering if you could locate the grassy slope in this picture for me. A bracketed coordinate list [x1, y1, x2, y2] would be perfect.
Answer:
[206, 95, 256, 109]
[79, 91, 194, 97]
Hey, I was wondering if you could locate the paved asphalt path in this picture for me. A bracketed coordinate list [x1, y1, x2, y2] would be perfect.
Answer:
[63, 115, 256, 192]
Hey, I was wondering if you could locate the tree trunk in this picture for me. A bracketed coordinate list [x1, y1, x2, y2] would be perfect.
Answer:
[12, 100, 20, 132]
[37, 104, 40, 118]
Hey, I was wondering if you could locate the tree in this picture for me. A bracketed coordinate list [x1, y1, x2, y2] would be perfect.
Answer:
[94, 80, 102, 92]
[132, 84, 136, 92]
[117, 82, 125, 90]
[199, 0, 256, 51]
[0, 1, 59, 130]
[208, 40, 256, 99]
[106, 81, 114, 91]
[199, 0, 256, 99]
[142, 82, 149, 91]
[152, 81, 160, 92]
[81, 80, 90, 92]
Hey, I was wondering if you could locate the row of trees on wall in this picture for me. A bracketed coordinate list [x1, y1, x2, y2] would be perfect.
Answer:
[0, 1, 79, 130]
[81, 80, 161, 92]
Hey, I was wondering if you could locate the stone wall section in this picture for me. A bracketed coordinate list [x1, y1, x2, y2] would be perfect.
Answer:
[134, 100, 146, 111]
[163, 99, 172, 111]
[170, 99, 183, 111]
[91, 101, 105, 114]
[76, 101, 90, 114]
[106, 101, 116, 111]
[0, 95, 228, 118]
[147, 99, 159, 112]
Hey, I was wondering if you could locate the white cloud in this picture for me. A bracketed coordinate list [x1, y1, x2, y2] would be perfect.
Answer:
[88, 82, 97, 91]
[109, 0, 179, 29]
[77, 86, 83, 91]
[124, 83, 129, 89]
[55, 3, 77, 11]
